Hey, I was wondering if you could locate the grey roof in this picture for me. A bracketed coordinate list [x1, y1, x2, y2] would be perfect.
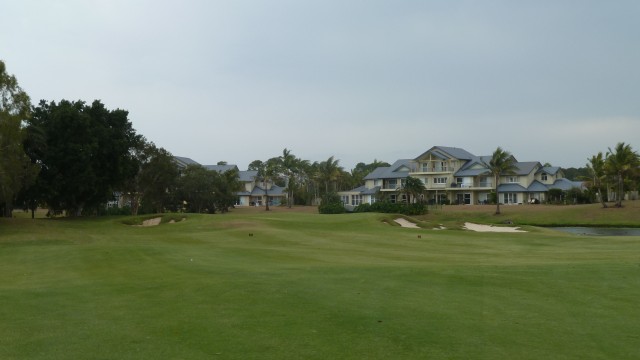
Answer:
[513, 162, 541, 176]
[537, 166, 561, 175]
[549, 178, 585, 191]
[363, 166, 389, 180]
[363, 159, 412, 180]
[415, 146, 476, 161]
[203, 164, 239, 173]
[239, 170, 258, 182]
[454, 157, 491, 177]
[527, 180, 549, 192]
[497, 183, 528, 192]
[173, 156, 200, 168]
[341, 185, 380, 195]
[455, 168, 491, 177]
[250, 185, 286, 196]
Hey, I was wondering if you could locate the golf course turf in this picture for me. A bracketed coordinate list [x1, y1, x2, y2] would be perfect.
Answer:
[1, 204, 639, 359]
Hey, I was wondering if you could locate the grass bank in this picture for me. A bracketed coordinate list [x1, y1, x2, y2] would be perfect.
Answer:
[1, 207, 639, 359]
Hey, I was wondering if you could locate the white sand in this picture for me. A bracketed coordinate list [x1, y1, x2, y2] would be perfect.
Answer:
[464, 222, 526, 233]
[394, 218, 420, 228]
[140, 217, 162, 227]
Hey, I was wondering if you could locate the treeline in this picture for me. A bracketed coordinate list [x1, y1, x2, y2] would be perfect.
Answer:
[0, 60, 387, 217]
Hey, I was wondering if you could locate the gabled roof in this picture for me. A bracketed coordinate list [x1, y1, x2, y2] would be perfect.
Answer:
[455, 156, 491, 177]
[512, 162, 541, 176]
[414, 146, 476, 162]
[204, 164, 239, 173]
[364, 159, 412, 180]
[536, 166, 561, 175]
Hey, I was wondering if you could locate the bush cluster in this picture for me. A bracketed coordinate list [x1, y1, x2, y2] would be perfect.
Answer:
[354, 201, 426, 216]
[318, 193, 346, 214]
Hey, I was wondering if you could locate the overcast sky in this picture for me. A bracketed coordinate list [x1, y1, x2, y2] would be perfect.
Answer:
[2, 1, 639, 170]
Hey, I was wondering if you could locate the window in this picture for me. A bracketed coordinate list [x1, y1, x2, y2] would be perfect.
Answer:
[434, 177, 447, 184]
[434, 161, 448, 172]
[351, 195, 362, 206]
[508, 176, 519, 183]
[421, 163, 429, 172]
[386, 179, 397, 189]
[503, 193, 518, 204]
[541, 174, 548, 181]
[389, 194, 397, 203]
[340, 195, 349, 205]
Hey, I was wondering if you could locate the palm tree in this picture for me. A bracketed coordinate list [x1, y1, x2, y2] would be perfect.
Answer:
[483, 147, 518, 215]
[586, 152, 607, 208]
[605, 142, 639, 208]
[318, 156, 343, 194]
[399, 176, 426, 205]
[280, 148, 306, 208]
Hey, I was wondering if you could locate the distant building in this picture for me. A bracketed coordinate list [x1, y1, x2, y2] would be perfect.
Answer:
[338, 146, 584, 206]
[173, 157, 286, 207]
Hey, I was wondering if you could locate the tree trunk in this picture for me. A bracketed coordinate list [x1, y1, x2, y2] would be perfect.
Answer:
[495, 174, 501, 215]
[3, 201, 12, 217]
[265, 188, 270, 211]
[616, 173, 624, 207]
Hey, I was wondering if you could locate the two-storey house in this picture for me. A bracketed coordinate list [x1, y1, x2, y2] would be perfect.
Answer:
[338, 146, 583, 206]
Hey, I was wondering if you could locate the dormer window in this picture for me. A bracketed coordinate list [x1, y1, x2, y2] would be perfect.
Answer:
[541, 174, 548, 181]
[508, 176, 519, 183]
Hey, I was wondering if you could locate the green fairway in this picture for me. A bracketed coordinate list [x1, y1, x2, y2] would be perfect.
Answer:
[1, 208, 640, 359]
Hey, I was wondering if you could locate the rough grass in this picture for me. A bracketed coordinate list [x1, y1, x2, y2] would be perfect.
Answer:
[1, 204, 640, 359]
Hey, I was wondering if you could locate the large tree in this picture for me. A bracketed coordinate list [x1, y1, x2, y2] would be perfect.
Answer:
[29, 99, 141, 215]
[605, 142, 639, 208]
[0, 60, 39, 217]
[123, 139, 179, 215]
[484, 147, 517, 215]
[177, 165, 216, 213]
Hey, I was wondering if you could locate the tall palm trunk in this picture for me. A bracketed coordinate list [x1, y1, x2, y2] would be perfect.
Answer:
[494, 174, 501, 215]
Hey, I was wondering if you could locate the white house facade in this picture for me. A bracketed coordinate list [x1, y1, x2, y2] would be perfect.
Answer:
[339, 146, 584, 206]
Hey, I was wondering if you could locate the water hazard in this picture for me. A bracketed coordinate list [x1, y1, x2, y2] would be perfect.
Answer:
[550, 227, 640, 236]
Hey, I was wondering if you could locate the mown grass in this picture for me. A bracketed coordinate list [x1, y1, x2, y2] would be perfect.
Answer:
[1, 205, 640, 359]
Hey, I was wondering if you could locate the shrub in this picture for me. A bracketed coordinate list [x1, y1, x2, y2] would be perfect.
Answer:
[318, 193, 346, 214]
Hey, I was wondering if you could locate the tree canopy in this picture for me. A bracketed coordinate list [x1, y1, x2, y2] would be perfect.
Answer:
[0, 60, 39, 217]
[29, 99, 141, 215]
[484, 147, 517, 215]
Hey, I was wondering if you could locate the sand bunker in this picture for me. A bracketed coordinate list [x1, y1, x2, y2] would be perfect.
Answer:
[394, 218, 420, 228]
[140, 217, 162, 227]
[464, 222, 526, 233]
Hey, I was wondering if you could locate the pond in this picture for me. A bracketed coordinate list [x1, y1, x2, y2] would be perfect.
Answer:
[550, 227, 640, 236]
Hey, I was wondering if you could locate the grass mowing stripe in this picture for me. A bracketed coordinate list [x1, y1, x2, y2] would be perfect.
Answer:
[1, 207, 640, 359]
